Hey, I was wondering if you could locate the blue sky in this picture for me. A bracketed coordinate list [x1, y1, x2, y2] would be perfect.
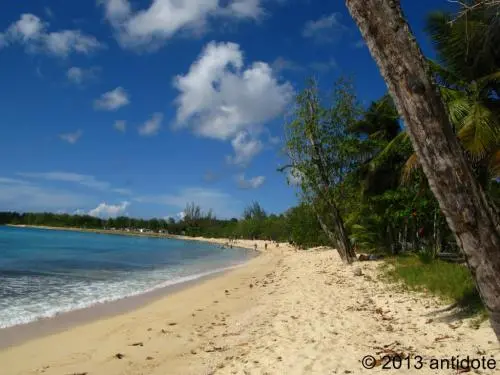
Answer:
[0, 0, 453, 219]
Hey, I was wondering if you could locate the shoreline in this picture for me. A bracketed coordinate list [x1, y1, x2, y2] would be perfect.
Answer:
[0, 261, 248, 350]
[5, 224, 279, 253]
[0, 228, 497, 374]
[5, 224, 263, 248]
[0, 226, 269, 348]
[5, 224, 195, 241]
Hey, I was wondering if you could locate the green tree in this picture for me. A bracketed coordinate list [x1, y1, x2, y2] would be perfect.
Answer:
[282, 77, 362, 263]
[345, 0, 500, 341]
[242, 202, 267, 221]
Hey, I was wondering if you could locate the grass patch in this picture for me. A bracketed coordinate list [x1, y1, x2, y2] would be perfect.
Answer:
[382, 254, 486, 319]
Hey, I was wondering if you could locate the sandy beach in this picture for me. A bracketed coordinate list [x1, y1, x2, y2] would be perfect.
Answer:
[0, 238, 498, 375]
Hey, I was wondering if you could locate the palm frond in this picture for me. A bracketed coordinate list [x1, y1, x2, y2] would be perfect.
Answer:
[458, 102, 499, 160]
[428, 59, 468, 88]
[476, 70, 500, 87]
[401, 153, 420, 185]
[368, 131, 410, 171]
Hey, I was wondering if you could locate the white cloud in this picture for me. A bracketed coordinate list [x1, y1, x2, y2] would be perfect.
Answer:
[177, 211, 186, 220]
[67, 66, 100, 85]
[236, 173, 265, 189]
[173, 41, 293, 165]
[226, 131, 263, 166]
[135, 187, 242, 218]
[0, 177, 94, 212]
[59, 129, 82, 144]
[67, 67, 84, 83]
[0, 14, 103, 57]
[17, 171, 131, 195]
[114, 120, 127, 132]
[221, 0, 265, 19]
[100, 0, 264, 50]
[94, 87, 130, 111]
[174, 41, 293, 140]
[88, 201, 130, 218]
[302, 13, 349, 43]
[138, 112, 163, 136]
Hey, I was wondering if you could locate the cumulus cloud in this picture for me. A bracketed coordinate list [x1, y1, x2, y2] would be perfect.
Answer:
[94, 87, 130, 111]
[67, 66, 100, 85]
[302, 13, 349, 43]
[99, 0, 264, 50]
[226, 131, 263, 166]
[0, 14, 103, 57]
[138, 112, 163, 136]
[59, 129, 82, 144]
[17, 171, 131, 195]
[173, 41, 294, 165]
[114, 120, 127, 132]
[88, 201, 130, 218]
[236, 173, 265, 189]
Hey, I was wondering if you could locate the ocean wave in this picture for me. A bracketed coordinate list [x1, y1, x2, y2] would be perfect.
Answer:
[0, 262, 244, 329]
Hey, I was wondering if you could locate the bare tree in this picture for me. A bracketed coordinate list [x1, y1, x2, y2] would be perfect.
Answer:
[344, 0, 500, 340]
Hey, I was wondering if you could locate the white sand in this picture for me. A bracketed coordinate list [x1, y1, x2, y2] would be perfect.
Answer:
[0, 239, 498, 375]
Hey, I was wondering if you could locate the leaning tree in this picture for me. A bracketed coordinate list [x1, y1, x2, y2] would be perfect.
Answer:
[344, 0, 500, 340]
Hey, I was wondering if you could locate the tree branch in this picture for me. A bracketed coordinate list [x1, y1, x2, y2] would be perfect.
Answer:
[448, 0, 500, 23]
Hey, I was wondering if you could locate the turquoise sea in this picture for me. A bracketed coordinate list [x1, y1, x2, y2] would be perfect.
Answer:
[0, 226, 255, 329]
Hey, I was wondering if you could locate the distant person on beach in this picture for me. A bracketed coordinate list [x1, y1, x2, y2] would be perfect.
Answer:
[264, 243, 268, 250]
[254, 243, 257, 251]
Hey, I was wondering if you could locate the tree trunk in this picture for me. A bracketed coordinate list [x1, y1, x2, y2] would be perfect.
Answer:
[314, 202, 354, 263]
[345, 0, 500, 340]
[433, 209, 441, 258]
[330, 203, 357, 261]
[403, 221, 408, 252]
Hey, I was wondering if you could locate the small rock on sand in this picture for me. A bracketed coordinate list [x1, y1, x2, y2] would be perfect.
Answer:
[353, 267, 363, 276]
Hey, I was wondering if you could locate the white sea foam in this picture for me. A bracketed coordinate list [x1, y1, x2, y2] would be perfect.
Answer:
[0, 262, 245, 329]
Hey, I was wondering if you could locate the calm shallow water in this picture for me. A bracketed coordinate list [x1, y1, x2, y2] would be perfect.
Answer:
[0, 226, 255, 328]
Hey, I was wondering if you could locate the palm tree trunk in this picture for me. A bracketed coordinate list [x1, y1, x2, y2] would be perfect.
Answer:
[345, 0, 500, 341]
